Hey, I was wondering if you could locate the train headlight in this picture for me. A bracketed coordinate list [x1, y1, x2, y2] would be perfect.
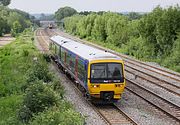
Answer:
[91, 85, 100, 88]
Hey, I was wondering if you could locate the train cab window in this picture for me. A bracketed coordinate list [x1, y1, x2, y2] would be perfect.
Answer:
[108, 64, 122, 79]
[90, 63, 124, 83]
[91, 64, 107, 79]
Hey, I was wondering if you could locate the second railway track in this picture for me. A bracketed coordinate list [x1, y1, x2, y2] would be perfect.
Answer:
[45, 28, 180, 120]
[36, 28, 139, 125]
[48, 28, 180, 97]
[126, 79, 180, 122]
[50, 28, 180, 81]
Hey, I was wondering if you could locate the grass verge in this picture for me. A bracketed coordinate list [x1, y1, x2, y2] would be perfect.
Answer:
[0, 29, 84, 125]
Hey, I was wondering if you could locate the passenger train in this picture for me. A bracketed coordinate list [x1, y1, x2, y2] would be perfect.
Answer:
[49, 35, 126, 103]
[48, 23, 53, 29]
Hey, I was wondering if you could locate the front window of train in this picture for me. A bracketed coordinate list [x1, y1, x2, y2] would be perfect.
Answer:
[90, 63, 124, 83]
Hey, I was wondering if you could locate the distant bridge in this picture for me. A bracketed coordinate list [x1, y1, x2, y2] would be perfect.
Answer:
[40, 20, 56, 27]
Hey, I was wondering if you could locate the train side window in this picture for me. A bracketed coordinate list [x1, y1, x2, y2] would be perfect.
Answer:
[59, 47, 61, 58]
[52, 43, 55, 54]
[53, 44, 56, 54]
[55, 44, 56, 54]
[55, 44, 59, 54]
[61, 48, 65, 63]
[66, 52, 70, 66]
[69, 54, 75, 73]
[78, 60, 86, 83]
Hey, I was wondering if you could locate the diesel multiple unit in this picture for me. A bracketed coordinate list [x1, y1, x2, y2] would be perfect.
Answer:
[50, 35, 126, 103]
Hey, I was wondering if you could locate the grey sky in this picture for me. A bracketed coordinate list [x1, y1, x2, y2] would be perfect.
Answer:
[9, 0, 180, 14]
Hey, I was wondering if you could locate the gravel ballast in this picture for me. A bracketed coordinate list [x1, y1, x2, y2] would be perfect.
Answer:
[117, 90, 179, 125]
[50, 64, 107, 125]
[36, 29, 180, 125]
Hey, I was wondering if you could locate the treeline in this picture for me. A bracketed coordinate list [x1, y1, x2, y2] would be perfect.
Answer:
[0, 6, 32, 36]
[38, 13, 54, 21]
[57, 6, 180, 72]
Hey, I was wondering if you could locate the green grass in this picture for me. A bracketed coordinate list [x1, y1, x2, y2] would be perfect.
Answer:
[0, 95, 23, 125]
[0, 29, 37, 125]
[0, 31, 37, 97]
[0, 29, 84, 125]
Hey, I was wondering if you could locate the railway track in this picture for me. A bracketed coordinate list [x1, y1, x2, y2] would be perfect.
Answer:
[36, 28, 138, 125]
[35, 29, 49, 52]
[49, 29, 180, 96]
[126, 79, 180, 122]
[44, 28, 180, 122]
[95, 104, 137, 125]
[126, 66, 180, 96]
[52, 61, 138, 125]
[53, 28, 180, 82]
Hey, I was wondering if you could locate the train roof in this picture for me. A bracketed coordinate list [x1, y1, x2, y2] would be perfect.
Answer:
[50, 35, 122, 61]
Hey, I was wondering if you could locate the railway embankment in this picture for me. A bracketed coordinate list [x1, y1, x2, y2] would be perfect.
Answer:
[0, 29, 84, 125]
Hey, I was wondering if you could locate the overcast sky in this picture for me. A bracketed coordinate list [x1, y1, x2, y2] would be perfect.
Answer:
[9, 0, 180, 14]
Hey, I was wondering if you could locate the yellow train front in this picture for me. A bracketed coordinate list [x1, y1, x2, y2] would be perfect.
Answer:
[50, 36, 126, 103]
[88, 59, 125, 103]
[48, 23, 53, 29]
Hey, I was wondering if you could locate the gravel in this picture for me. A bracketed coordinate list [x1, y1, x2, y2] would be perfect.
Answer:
[35, 30, 106, 125]
[50, 63, 179, 125]
[116, 90, 179, 125]
[126, 69, 180, 106]
[49, 64, 106, 125]
[36, 28, 180, 125]
[126, 62, 180, 87]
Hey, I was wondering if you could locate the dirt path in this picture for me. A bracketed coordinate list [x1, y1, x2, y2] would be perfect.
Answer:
[0, 34, 15, 47]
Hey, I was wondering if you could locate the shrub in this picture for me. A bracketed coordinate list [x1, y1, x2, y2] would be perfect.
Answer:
[18, 82, 59, 123]
[52, 80, 65, 99]
[31, 107, 85, 125]
[43, 54, 51, 63]
[0, 95, 23, 125]
[25, 83, 58, 113]
[26, 62, 53, 83]
[18, 106, 32, 123]
[0, 83, 7, 97]
[22, 50, 29, 57]
[31, 37, 34, 41]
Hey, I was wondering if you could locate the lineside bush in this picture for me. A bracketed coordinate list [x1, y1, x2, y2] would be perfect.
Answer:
[18, 81, 59, 123]
[0, 29, 84, 125]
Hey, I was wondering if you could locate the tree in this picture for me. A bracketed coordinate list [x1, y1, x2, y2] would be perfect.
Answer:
[91, 15, 107, 41]
[106, 13, 129, 47]
[55, 6, 77, 21]
[11, 21, 22, 36]
[127, 12, 143, 20]
[138, 6, 180, 56]
[0, 17, 6, 36]
[79, 11, 92, 15]
[0, 0, 11, 6]
[0, 5, 32, 36]
[64, 15, 82, 34]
